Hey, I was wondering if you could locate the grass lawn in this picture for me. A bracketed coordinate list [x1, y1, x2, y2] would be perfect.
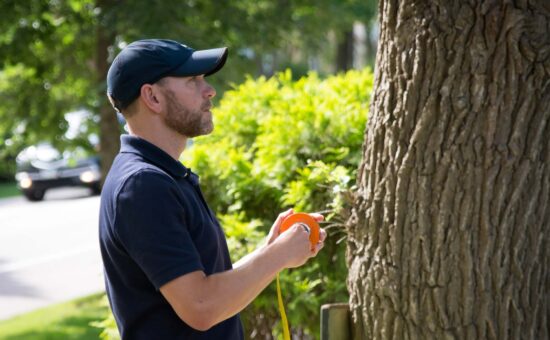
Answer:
[0, 293, 111, 340]
[0, 181, 20, 199]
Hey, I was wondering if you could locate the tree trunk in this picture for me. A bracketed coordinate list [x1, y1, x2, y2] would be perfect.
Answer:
[336, 30, 355, 72]
[346, 1, 549, 339]
[96, 0, 119, 184]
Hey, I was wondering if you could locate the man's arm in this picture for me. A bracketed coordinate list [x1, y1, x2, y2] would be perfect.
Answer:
[160, 213, 324, 331]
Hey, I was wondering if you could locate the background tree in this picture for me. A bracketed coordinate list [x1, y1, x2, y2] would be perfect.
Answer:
[333, 1, 377, 73]
[347, 1, 549, 339]
[0, 0, 377, 181]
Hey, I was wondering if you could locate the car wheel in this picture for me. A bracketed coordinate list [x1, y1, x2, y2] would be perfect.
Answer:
[23, 189, 45, 202]
[91, 183, 102, 195]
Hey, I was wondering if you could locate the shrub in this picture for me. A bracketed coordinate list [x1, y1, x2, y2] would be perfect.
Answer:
[184, 68, 372, 338]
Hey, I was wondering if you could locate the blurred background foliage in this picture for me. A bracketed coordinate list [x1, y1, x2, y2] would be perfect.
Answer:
[0, 0, 378, 180]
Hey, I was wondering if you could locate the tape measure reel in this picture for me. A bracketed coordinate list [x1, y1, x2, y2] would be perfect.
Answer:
[279, 212, 320, 249]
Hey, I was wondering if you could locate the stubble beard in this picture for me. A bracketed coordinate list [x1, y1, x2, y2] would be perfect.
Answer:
[162, 89, 213, 138]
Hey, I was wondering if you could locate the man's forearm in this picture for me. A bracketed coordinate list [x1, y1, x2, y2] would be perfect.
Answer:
[203, 242, 286, 326]
[233, 243, 265, 269]
[160, 224, 313, 331]
[161, 241, 288, 330]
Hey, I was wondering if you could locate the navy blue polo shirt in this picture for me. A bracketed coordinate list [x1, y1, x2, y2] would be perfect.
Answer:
[99, 135, 244, 339]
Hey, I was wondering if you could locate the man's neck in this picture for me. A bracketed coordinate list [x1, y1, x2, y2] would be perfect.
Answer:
[128, 125, 187, 161]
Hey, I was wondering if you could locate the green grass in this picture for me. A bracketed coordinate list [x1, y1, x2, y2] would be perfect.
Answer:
[0, 293, 110, 340]
[0, 181, 20, 199]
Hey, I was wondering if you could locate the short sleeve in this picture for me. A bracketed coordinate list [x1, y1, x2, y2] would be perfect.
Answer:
[114, 169, 204, 289]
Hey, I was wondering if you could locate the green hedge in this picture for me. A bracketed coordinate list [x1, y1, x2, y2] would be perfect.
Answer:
[185, 69, 372, 338]
[95, 68, 372, 339]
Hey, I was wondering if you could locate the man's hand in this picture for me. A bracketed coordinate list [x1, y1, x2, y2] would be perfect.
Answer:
[265, 209, 327, 268]
[265, 208, 295, 245]
[266, 209, 326, 244]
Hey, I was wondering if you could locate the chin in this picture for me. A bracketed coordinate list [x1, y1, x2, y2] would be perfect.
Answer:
[203, 120, 214, 133]
[189, 125, 214, 138]
[204, 125, 214, 135]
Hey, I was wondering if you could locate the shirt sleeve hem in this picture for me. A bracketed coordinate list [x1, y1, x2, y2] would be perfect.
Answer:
[151, 263, 205, 290]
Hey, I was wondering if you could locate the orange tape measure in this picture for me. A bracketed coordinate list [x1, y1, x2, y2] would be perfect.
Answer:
[279, 212, 320, 249]
[276, 213, 320, 340]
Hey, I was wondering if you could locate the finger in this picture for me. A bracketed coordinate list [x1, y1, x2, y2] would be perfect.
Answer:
[319, 228, 327, 242]
[274, 208, 294, 235]
[283, 207, 294, 215]
[309, 213, 324, 222]
[312, 241, 325, 256]
[292, 225, 312, 243]
[276, 208, 294, 225]
[292, 223, 308, 234]
[299, 223, 310, 234]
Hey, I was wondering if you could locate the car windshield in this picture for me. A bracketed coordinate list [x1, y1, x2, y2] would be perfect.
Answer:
[16, 143, 62, 164]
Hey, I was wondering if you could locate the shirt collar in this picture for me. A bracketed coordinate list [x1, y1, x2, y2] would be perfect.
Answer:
[119, 134, 195, 180]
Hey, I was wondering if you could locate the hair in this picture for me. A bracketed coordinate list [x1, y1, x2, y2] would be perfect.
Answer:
[107, 94, 138, 118]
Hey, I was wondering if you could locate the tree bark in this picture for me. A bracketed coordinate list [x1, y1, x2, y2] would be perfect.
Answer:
[347, 1, 549, 339]
[96, 0, 119, 183]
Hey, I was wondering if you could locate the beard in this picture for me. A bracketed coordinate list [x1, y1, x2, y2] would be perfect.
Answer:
[162, 89, 214, 138]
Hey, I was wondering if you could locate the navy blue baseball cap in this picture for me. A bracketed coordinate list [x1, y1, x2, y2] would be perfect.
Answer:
[107, 39, 228, 110]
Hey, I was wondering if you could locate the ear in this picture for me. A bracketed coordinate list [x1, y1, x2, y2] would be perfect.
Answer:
[139, 83, 163, 114]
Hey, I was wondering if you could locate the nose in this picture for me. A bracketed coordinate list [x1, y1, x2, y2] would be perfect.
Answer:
[203, 81, 216, 99]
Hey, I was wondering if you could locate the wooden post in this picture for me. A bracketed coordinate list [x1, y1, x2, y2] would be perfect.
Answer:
[321, 303, 350, 340]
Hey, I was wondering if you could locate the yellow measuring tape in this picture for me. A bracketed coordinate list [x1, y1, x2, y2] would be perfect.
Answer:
[276, 213, 320, 340]
[276, 273, 291, 340]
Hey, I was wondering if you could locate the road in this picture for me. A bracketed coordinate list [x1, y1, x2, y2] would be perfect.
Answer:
[0, 188, 104, 321]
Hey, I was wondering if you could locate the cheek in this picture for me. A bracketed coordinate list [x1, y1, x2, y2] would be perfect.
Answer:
[181, 89, 203, 107]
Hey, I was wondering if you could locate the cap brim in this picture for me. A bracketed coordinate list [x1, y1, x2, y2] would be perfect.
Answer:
[173, 47, 228, 77]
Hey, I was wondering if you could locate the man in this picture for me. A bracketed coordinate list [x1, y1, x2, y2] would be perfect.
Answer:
[99, 39, 326, 339]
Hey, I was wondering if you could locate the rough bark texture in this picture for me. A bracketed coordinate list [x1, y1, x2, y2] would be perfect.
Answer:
[346, 1, 549, 339]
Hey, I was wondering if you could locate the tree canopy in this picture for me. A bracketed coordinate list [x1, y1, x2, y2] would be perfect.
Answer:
[0, 0, 377, 179]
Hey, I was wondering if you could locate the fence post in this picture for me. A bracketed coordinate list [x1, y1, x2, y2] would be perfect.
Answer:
[320, 303, 350, 340]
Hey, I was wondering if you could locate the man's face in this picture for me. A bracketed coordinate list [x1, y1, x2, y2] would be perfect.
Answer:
[157, 76, 216, 138]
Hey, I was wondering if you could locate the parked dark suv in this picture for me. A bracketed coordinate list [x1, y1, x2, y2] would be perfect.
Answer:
[15, 143, 101, 201]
